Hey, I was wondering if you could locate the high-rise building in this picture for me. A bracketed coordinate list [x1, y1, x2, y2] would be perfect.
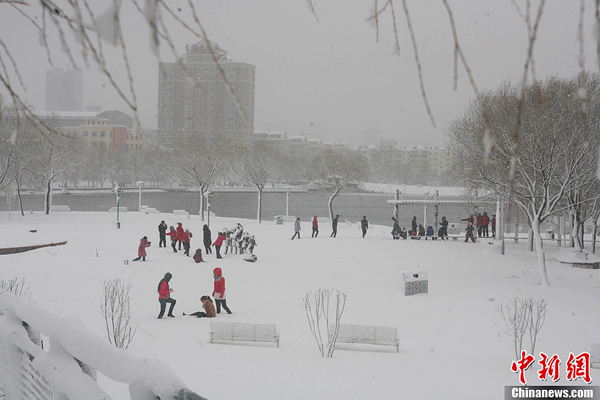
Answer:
[157, 42, 255, 149]
[45, 67, 83, 112]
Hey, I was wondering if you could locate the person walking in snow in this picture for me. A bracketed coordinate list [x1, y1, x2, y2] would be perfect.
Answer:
[203, 224, 212, 254]
[247, 235, 257, 255]
[133, 236, 151, 261]
[360, 216, 368, 238]
[312, 216, 319, 238]
[166, 225, 178, 253]
[212, 267, 232, 314]
[213, 231, 226, 259]
[176, 222, 184, 250]
[292, 217, 301, 240]
[183, 295, 215, 318]
[411, 216, 418, 235]
[157, 272, 176, 318]
[158, 220, 167, 248]
[182, 228, 193, 256]
[491, 214, 497, 238]
[465, 221, 476, 243]
[331, 214, 339, 238]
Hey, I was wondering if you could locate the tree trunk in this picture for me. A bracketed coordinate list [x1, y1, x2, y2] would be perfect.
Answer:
[257, 189, 262, 223]
[527, 228, 534, 252]
[199, 189, 205, 221]
[327, 188, 340, 223]
[532, 218, 551, 286]
[593, 217, 598, 254]
[44, 180, 52, 214]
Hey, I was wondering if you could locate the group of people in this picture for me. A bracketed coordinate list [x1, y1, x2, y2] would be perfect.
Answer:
[157, 267, 233, 319]
[158, 221, 194, 256]
[291, 214, 365, 239]
[149, 220, 257, 263]
[211, 223, 257, 262]
[462, 212, 496, 242]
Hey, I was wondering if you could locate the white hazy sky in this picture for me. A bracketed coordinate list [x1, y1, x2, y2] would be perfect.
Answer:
[1, 0, 598, 147]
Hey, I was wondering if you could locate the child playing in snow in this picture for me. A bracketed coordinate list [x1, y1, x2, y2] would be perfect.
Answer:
[183, 295, 215, 318]
[193, 248, 204, 263]
[213, 232, 226, 259]
[133, 236, 151, 261]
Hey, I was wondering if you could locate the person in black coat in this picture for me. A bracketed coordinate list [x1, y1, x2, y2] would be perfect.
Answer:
[158, 221, 168, 247]
[203, 224, 212, 254]
[360, 216, 369, 238]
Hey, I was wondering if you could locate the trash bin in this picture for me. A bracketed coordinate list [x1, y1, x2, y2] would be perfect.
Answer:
[276, 218, 283, 225]
[401, 270, 428, 296]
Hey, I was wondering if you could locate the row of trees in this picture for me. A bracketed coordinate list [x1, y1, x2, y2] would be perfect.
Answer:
[0, 101, 367, 222]
[448, 73, 600, 286]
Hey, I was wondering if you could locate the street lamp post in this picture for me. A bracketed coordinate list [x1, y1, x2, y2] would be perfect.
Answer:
[115, 184, 122, 229]
[207, 191, 213, 228]
[137, 181, 144, 211]
[286, 187, 292, 216]
[423, 192, 429, 228]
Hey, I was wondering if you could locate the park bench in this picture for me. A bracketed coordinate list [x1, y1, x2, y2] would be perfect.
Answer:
[591, 344, 600, 369]
[330, 324, 399, 352]
[109, 207, 127, 213]
[50, 205, 70, 212]
[173, 209, 190, 219]
[209, 322, 280, 347]
[144, 207, 160, 214]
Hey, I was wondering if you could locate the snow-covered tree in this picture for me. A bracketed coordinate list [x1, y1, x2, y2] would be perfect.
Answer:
[448, 74, 600, 286]
[175, 134, 223, 219]
[232, 142, 279, 223]
[311, 149, 366, 223]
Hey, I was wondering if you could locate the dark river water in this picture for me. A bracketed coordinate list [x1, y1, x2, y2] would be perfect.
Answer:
[1, 190, 484, 229]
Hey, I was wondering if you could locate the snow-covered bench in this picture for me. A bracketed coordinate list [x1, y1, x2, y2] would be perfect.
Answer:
[591, 344, 600, 369]
[109, 207, 127, 213]
[209, 322, 279, 347]
[50, 205, 70, 212]
[173, 209, 190, 219]
[143, 207, 159, 214]
[330, 324, 399, 352]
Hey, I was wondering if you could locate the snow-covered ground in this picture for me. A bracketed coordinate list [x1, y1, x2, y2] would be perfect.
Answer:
[1, 211, 598, 399]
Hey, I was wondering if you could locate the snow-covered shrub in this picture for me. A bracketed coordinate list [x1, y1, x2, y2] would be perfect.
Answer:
[497, 297, 548, 359]
[0, 277, 30, 298]
[101, 278, 138, 349]
[302, 288, 347, 358]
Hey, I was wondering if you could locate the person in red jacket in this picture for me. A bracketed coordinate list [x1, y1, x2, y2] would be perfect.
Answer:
[193, 248, 204, 263]
[312, 216, 319, 238]
[482, 211, 490, 237]
[165, 225, 178, 253]
[133, 236, 151, 261]
[182, 228, 193, 256]
[157, 272, 176, 318]
[212, 267, 232, 314]
[176, 222, 184, 250]
[212, 231, 226, 259]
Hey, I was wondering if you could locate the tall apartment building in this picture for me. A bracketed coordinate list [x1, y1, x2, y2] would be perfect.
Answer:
[157, 42, 256, 149]
[45, 67, 83, 112]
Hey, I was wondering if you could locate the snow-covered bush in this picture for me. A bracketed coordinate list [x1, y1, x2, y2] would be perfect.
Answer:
[497, 297, 548, 359]
[101, 278, 137, 349]
[302, 288, 347, 358]
[0, 277, 30, 298]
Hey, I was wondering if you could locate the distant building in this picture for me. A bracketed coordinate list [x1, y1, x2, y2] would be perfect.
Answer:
[157, 41, 256, 149]
[45, 67, 83, 112]
[34, 111, 145, 152]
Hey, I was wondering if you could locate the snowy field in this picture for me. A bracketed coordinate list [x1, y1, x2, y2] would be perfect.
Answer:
[0, 210, 599, 400]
